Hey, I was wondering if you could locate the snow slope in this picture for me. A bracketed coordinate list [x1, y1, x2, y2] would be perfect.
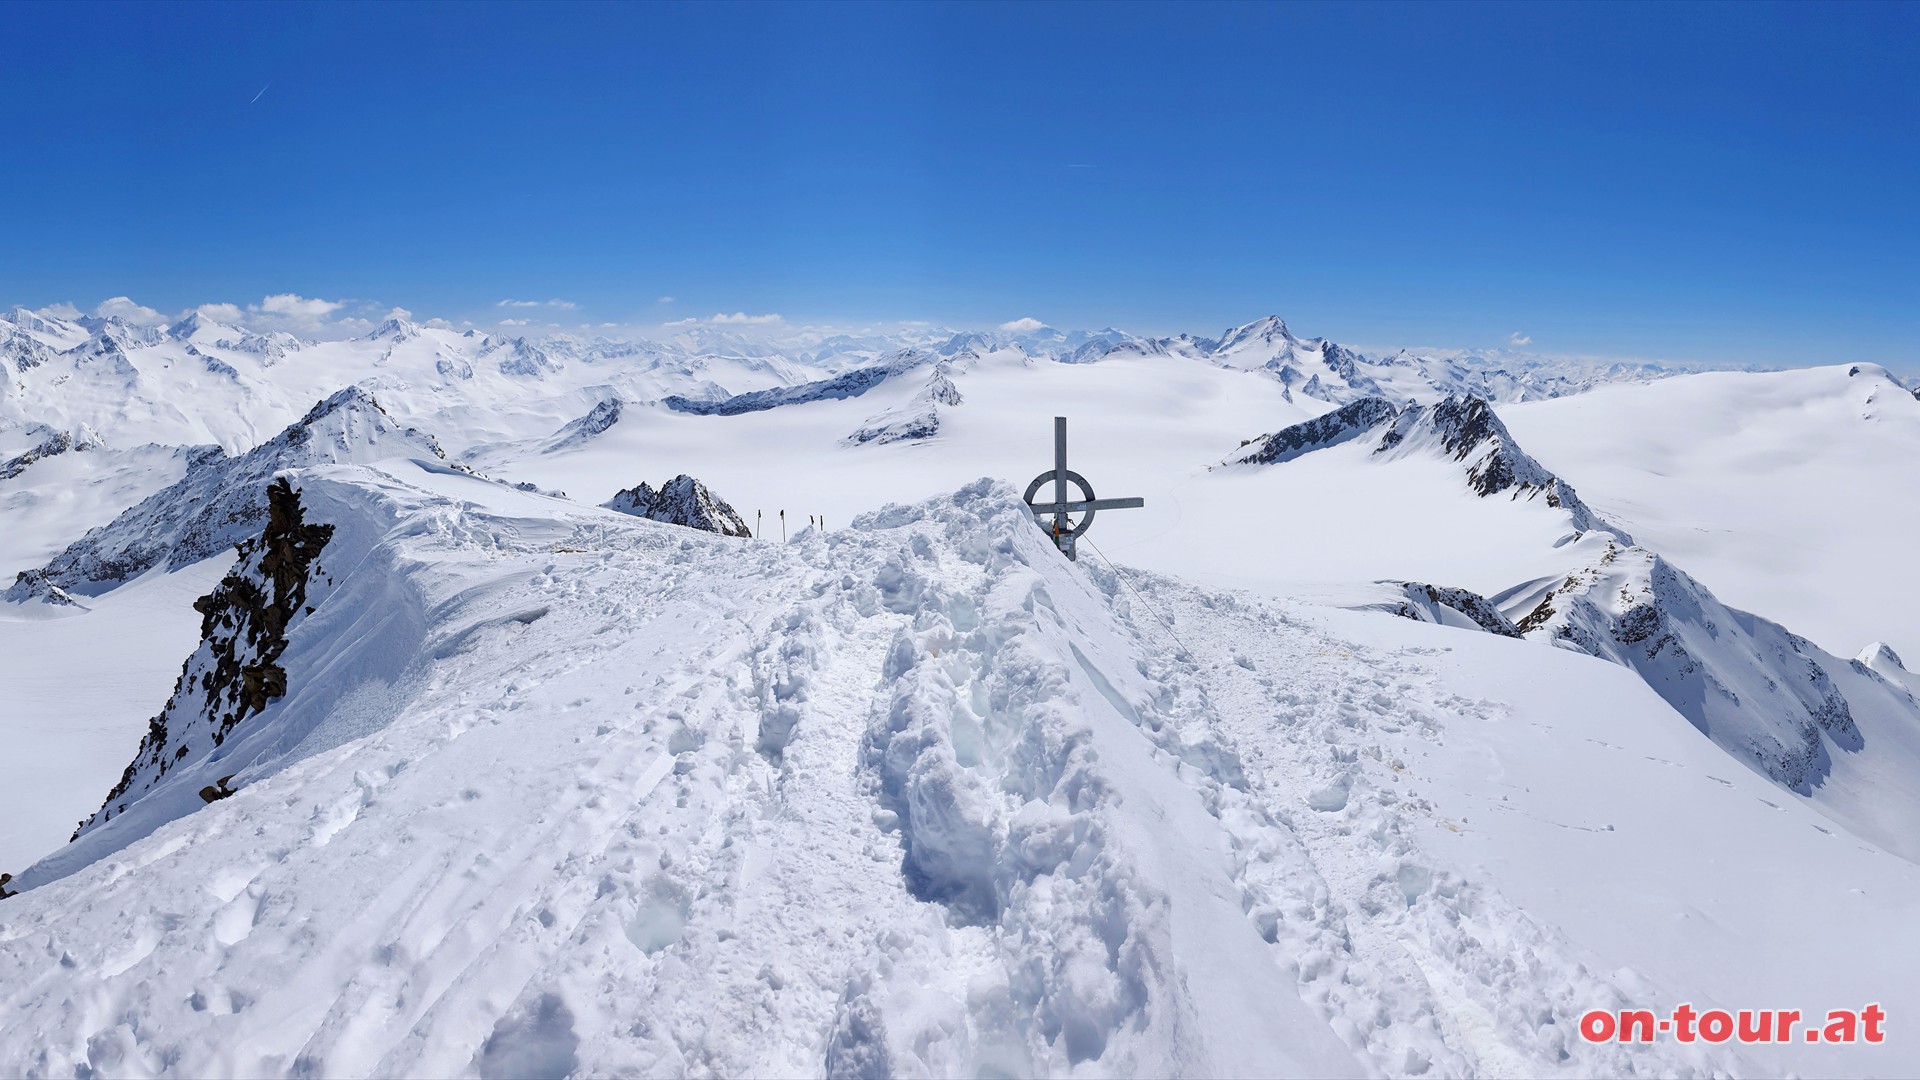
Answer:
[4, 469, 1915, 1076]
[0, 558, 233, 874]
[1501, 363, 1920, 660]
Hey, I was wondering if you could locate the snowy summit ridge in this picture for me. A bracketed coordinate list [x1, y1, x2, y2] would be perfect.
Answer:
[2, 296, 1918, 1077]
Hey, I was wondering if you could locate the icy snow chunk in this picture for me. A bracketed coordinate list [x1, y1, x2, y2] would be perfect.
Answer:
[624, 885, 690, 956]
[474, 992, 579, 1080]
[1307, 777, 1351, 812]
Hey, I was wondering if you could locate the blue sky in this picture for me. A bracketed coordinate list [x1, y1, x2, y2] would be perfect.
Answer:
[3, 1, 1916, 367]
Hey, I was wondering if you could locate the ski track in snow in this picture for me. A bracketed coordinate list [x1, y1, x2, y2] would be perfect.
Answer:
[0, 467, 1772, 1078]
[1096, 570, 1739, 1077]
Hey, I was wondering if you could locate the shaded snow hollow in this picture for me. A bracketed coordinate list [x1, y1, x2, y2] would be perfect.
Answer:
[14, 465, 1881, 1076]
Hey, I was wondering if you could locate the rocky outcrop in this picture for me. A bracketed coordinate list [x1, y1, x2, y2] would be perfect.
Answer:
[0, 427, 101, 481]
[2, 327, 56, 371]
[847, 362, 964, 445]
[604, 474, 752, 537]
[1514, 542, 1858, 791]
[543, 396, 623, 453]
[1226, 397, 1397, 466]
[1387, 582, 1523, 637]
[488, 336, 562, 377]
[665, 351, 932, 416]
[74, 478, 334, 838]
[1226, 394, 1623, 542]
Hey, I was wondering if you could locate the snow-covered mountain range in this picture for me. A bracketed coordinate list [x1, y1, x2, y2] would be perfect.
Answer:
[2, 299, 1916, 1077]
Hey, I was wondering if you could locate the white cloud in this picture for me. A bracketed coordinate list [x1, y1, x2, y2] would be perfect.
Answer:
[1509, 332, 1533, 346]
[655, 296, 676, 304]
[383, 307, 413, 322]
[547, 298, 578, 310]
[662, 311, 785, 328]
[998, 317, 1047, 333]
[424, 318, 454, 330]
[42, 302, 82, 320]
[94, 296, 168, 326]
[497, 299, 541, 308]
[258, 293, 344, 320]
[498, 298, 577, 310]
[194, 302, 247, 322]
[498, 318, 531, 327]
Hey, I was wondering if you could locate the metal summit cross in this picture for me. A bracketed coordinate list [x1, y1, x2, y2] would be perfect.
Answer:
[1023, 416, 1144, 561]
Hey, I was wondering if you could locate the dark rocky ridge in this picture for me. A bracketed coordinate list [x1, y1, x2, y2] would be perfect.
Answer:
[1228, 397, 1397, 466]
[664, 351, 931, 417]
[1228, 394, 1623, 541]
[1388, 582, 1523, 637]
[604, 474, 753, 537]
[75, 478, 334, 837]
[542, 396, 623, 453]
[0, 428, 100, 481]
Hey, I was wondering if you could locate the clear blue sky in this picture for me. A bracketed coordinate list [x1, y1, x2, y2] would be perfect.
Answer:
[4, 1, 1916, 366]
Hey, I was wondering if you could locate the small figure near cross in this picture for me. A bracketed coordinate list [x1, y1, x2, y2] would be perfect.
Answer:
[1023, 416, 1145, 561]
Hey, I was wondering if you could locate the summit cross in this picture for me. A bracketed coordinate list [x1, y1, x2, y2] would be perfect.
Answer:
[1022, 416, 1145, 561]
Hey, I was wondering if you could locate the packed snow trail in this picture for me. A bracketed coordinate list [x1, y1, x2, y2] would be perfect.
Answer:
[3, 463, 1915, 1077]
[0, 466, 1354, 1077]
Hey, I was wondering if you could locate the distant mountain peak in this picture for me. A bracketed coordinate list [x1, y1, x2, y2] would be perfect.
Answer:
[366, 316, 420, 342]
[604, 474, 752, 537]
[1217, 315, 1298, 349]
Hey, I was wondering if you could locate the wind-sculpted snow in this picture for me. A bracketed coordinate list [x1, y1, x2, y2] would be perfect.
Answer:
[4, 388, 447, 600]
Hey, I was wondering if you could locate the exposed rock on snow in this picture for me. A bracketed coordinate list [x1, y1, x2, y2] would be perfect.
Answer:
[1374, 397, 1617, 537]
[603, 474, 752, 537]
[75, 478, 335, 839]
[664, 351, 932, 416]
[4, 388, 445, 599]
[487, 336, 562, 378]
[847, 361, 964, 445]
[1227, 397, 1397, 465]
[0, 426, 102, 481]
[3, 568, 83, 608]
[1512, 541, 1860, 791]
[221, 330, 303, 365]
[1229, 394, 1623, 541]
[1385, 581, 1523, 637]
[1, 327, 57, 372]
[543, 395, 623, 453]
